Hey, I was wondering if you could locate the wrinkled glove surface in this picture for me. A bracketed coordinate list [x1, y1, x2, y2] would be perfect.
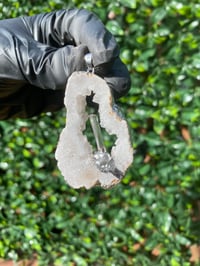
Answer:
[0, 9, 130, 119]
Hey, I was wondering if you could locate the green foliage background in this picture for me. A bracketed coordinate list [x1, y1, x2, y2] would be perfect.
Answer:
[0, 0, 200, 265]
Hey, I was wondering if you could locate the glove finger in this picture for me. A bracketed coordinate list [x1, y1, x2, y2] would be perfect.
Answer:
[67, 9, 119, 66]
[102, 58, 131, 99]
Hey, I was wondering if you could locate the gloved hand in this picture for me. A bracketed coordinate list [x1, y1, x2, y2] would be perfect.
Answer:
[0, 8, 130, 98]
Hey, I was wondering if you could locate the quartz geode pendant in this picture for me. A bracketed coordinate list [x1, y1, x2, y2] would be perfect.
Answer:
[55, 72, 133, 189]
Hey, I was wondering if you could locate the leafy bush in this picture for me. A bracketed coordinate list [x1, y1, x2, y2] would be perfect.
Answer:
[0, 0, 199, 265]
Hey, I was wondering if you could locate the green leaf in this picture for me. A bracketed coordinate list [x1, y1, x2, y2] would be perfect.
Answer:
[119, 0, 137, 8]
[106, 20, 124, 36]
[151, 7, 167, 23]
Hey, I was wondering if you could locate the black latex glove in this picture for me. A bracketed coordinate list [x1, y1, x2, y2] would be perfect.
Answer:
[0, 8, 130, 97]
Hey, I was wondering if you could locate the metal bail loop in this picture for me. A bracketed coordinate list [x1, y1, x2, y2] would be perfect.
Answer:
[84, 53, 94, 73]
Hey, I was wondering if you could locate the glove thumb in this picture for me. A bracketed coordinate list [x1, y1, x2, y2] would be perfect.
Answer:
[68, 44, 89, 73]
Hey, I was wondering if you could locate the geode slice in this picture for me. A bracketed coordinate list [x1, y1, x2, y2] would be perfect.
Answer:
[55, 72, 133, 189]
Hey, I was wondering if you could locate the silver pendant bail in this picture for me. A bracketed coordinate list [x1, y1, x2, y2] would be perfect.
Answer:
[84, 53, 94, 73]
